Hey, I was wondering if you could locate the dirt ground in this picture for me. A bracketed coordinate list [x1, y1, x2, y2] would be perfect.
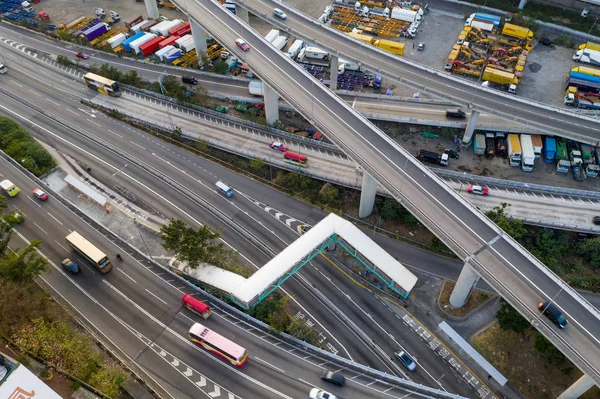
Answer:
[45, 373, 76, 399]
[438, 281, 494, 317]
[472, 323, 600, 399]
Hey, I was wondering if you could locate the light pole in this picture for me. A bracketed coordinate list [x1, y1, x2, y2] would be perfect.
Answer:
[157, 71, 175, 131]
[21, 157, 39, 173]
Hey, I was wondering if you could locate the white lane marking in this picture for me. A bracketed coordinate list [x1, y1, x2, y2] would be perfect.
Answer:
[117, 268, 137, 284]
[28, 196, 42, 207]
[130, 141, 146, 150]
[53, 239, 68, 253]
[145, 288, 168, 305]
[33, 222, 48, 235]
[46, 98, 60, 106]
[47, 212, 64, 225]
[106, 129, 123, 138]
[254, 357, 285, 373]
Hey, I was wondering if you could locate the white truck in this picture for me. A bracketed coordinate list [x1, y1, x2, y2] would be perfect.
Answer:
[271, 36, 288, 51]
[265, 29, 279, 44]
[338, 58, 360, 73]
[286, 39, 304, 58]
[390, 7, 420, 23]
[248, 81, 263, 96]
[520, 134, 535, 172]
[296, 46, 330, 66]
[572, 49, 600, 66]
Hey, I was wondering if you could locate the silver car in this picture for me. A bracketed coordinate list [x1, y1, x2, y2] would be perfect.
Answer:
[395, 350, 416, 371]
[273, 8, 287, 19]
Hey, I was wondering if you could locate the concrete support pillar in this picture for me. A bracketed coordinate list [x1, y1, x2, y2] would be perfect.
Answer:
[329, 55, 338, 91]
[235, 5, 249, 23]
[557, 375, 595, 399]
[449, 262, 479, 308]
[144, 0, 159, 19]
[358, 172, 377, 218]
[263, 83, 279, 125]
[461, 109, 480, 144]
[518, 0, 527, 10]
[190, 20, 208, 54]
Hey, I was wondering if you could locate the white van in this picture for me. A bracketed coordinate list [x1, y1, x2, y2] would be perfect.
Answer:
[215, 181, 233, 197]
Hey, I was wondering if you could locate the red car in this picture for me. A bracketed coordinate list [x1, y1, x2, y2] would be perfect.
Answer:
[235, 38, 249, 51]
[75, 52, 90, 59]
[32, 188, 48, 201]
[269, 141, 287, 151]
[467, 185, 489, 196]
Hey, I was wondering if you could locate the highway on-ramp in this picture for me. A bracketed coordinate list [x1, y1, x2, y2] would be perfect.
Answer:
[176, 0, 600, 386]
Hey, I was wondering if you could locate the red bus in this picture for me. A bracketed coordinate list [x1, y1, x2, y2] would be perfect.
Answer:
[188, 323, 248, 367]
[283, 151, 307, 167]
[181, 294, 212, 319]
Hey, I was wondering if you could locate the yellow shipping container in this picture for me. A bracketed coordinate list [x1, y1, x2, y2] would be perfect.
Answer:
[483, 67, 519, 85]
[374, 39, 404, 56]
[501, 23, 533, 40]
[571, 66, 600, 77]
[346, 32, 374, 44]
[578, 41, 600, 52]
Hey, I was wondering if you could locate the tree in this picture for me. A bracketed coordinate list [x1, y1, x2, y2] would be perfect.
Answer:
[380, 198, 400, 220]
[286, 318, 319, 345]
[0, 240, 48, 282]
[160, 219, 226, 269]
[198, 50, 211, 68]
[496, 299, 530, 333]
[213, 61, 229, 75]
[485, 203, 527, 240]
[578, 237, 600, 268]
[121, 70, 142, 87]
[534, 333, 566, 364]
[250, 158, 265, 171]
[247, 293, 290, 332]
[171, 126, 183, 142]
[318, 183, 339, 205]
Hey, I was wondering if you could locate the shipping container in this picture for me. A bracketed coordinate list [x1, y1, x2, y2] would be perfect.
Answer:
[122, 31, 146, 52]
[158, 35, 180, 49]
[139, 36, 164, 57]
[374, 39, 404, 56]
[107, 33, 127, 48]
[169, 21, 190, 37]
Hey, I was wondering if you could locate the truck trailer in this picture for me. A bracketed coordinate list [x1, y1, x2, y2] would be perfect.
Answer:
[474, 133, 486, 155]
[507, 134, 522, 167]
[578, 42, 600, 52]
[495, 132, 507, 156]
[296, 47, 330, 66]
[466, 18, 494, 32]
[531, 134, 543, 159]
[390, 7, 419, 23]
[373, 39, 405, 56]
[501, 23, 533, 40]
[571, 66, 600, 77]
[573, 49, 600, 66]
[520, 134, 535, 172]
[286, 40, 304, 58]
[485, 133, 495, 157]
[271, 36, 288, 51]
[81, 23, 108, 42]
[265, 29, 279, 43]
[482, 67, 518, 93]
[543, 136, 556, 163]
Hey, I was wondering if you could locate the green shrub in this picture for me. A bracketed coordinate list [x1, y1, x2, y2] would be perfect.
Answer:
[0, 117, 56, 176]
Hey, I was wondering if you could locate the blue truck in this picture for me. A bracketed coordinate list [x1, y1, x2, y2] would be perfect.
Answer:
[542, 136, 556, 163]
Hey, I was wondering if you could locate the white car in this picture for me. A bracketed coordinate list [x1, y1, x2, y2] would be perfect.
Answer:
[273, 8, 287, 19]
[309, 388, 337, 399]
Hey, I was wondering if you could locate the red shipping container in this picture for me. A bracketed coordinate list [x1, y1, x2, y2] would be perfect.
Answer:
[139, 36, 164, 57]
[170, 21, 191, 37]
[158, 35, 179, 49]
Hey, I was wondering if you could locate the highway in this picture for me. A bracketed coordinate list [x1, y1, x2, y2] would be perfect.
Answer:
[0, 39, 482, 397]
[233, 0, 600, 143]
[175, 0, 600, 387]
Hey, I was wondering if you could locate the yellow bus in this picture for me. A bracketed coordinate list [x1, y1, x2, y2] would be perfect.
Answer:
[83, 72, 121, 97]
[65, 231, 113, 273]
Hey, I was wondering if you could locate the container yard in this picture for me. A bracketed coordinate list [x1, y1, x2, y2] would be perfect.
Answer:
[444, 12, 533, 94]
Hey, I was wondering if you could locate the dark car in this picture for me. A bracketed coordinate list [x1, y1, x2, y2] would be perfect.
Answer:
[444, 149, 459, 159]
[539, 37, 554, 47]
[62, 258, 81, 274]
[538, 301, 567, 328]
[593, 216, 600, 225]
[445, 109, 466, 119]
[182, 76, 197, 85]
[320, 370, 345, 386]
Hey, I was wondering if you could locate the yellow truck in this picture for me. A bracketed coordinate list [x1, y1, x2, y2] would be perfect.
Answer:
[571, 66, 600, 77]
[501, 23, 533, 40]
[346, 32, 374, 44]
[373, 39, 404, 56]
[483, 67, 520, 85]
[578, 42, 600, 52]
[0, 180, 20, 197]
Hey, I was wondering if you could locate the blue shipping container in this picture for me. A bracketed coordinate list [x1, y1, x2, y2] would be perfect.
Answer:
[570, 71, 600, 84]
[82, 23, 107, 41]
[474, 12, 501, 27]
[122, 32, 146, 52]
[543, 137, 556, 163]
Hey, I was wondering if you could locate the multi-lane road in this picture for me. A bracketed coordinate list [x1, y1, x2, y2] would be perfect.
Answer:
[0, 28, 487, 397]
[177, 0, 600, 388]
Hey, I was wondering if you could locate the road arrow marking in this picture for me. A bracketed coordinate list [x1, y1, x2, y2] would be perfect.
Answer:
[208, 385, 220, 397]
[196, 376, 206, 387]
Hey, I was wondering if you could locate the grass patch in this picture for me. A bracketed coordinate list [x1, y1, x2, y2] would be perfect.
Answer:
[438, 281, 493, 317]
[0, 117, 56, 176]
[472, 323, 600, 399]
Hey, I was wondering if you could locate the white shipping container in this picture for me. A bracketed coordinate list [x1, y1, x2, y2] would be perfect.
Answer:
[302, 46, 328, 59]
[158, 19, 183, 36]
[265, 29, 279, 43]
[155, 45, 175, 61]
[271, 36, 288, 51]
[131, 19, 148, 34]
[175, 34, 193, 48]
[130, 33, 157, 54]
[107, 33, 127, 48]
[150, 20, 171, 35]
[390, 7, 417, 22]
